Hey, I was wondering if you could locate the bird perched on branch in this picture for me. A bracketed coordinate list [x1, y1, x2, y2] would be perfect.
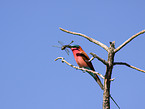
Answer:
[62, 45, 104, 90]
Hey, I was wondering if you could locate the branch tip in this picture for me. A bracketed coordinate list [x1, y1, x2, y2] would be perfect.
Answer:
[110, 78, 115, 81]
[115, 29, 145, 53]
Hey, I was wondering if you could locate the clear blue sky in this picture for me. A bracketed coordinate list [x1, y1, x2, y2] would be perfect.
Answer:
[0, 0, 145, 109]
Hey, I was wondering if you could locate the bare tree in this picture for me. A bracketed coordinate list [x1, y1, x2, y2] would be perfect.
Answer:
[55, 28, 145, 109]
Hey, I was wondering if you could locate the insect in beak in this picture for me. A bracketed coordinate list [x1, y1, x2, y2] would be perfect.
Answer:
[53, 41, 74, 55]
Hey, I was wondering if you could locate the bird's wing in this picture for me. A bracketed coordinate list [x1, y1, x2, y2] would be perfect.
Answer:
[79, 52, 95, 71]
[79, 52, 104, 90]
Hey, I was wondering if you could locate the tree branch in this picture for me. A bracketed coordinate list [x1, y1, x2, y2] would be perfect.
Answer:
[59, 27, 109, 52]
[115, 30, 145, 53]
[55, 57, 105, 79]
[90, 53, 109, 65]
[88, 57, 95, 62]
[114, 62, 145, 73]
[55, 57, 115, 81]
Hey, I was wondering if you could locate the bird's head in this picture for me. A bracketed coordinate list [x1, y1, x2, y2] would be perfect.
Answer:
[69, 45, 80, 48]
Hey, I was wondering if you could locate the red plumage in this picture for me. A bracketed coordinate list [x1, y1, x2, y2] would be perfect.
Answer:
[70, 45, 104, 90]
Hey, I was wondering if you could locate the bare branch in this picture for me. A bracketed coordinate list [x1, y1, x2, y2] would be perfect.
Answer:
[114, 62, 145, 73]
[59, 27, 109, 51]
[115, 30, 145, 53]
[110, 78, 115, 81]
[88, 57, 95, 62]
[55, 57, 105, 79]
[90, 53, 108, 65]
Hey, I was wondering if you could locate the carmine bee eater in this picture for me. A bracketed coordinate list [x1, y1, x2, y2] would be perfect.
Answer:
[62, 45, 104, 90]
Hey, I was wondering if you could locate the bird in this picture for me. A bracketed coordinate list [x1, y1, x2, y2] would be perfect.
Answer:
[64, 45, 104, 90]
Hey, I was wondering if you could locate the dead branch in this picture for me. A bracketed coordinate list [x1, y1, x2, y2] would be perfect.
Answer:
[115, 30, 145, 53]
[114, 62, 145, 73]
[55, 57, 105, 79]
[90, 53, 108, 65]
[59, 27, 109, 51]
[88, 57, 95, 62]
[57, 28, 145, 109]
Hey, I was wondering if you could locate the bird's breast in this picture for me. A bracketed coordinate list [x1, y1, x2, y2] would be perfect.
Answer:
[74, 53, 88, 68]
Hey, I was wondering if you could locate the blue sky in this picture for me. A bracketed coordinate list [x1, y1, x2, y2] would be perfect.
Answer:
[0, 0, 145, 109]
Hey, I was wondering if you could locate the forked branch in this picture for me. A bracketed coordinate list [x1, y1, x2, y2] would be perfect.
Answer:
[57, 28, 145, 109]
[59, 27, 109, 51]
[114, 62, 145, 73]
[115, 30, 145, 53]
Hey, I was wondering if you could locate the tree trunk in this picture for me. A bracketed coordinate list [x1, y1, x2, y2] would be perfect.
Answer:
[103, 42, 115, 109]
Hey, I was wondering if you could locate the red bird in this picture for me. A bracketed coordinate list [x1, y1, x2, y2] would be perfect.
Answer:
[66, 45, 104, 90]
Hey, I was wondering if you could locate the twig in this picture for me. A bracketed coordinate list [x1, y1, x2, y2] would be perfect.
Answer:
[59, 27, 109, 52]
[90, 53, 108, 65]
[110, 95, 120, 109]
[114, 62, 145, 73]
[110, 78, 115, 81]
[115, 30, 145, 53]
[55, 57, 105, 79]
[87, 57, 95, 62]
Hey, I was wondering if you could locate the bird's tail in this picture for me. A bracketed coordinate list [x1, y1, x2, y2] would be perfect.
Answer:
[87, 71, 104, 90]
[93, 73, 104, 90]
[87, 72, 120, 108]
